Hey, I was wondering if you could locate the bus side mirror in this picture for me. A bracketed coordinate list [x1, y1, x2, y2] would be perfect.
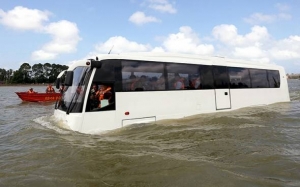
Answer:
[55, 78, 61, 89]
[64, 71, 73, 86]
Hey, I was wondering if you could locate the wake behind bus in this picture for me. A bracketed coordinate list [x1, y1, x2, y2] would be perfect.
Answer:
[54, 53, 290, 134]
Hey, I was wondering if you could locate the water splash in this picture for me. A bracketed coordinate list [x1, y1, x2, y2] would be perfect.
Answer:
[33, 116, 71, 135]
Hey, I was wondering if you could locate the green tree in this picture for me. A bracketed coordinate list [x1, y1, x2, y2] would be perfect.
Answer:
[4, 62, 68, 84]
[6, 69, 13, 83]
[0, 68, 6, 82]
[12, 70, 24, 83]
[49, 63, 68, 83]
[32, 63, 46, 83]
[44, 63, 52, 82]
[18, 63, 32, 83]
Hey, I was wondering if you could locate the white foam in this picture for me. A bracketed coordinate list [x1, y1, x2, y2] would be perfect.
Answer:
[33, 116, 72, 135]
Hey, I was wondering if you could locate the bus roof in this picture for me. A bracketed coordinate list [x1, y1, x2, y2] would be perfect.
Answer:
[67, 52, 282, 71]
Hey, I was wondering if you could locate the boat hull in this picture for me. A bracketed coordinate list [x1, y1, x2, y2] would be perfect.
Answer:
[16, 92, 61, 102]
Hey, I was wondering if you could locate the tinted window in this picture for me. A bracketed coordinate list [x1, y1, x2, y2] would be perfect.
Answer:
[249, 69, 269, 88]
[93, 60, 115, 82]
[122, 60, 164, 91]
[199, 65, 214, 89]
[268, 70, 280, 88]
[166, 63, 200, 90]
[228, 67, 251, 88]
[213, 66, 229, 89]
[88, 60, 117, 112]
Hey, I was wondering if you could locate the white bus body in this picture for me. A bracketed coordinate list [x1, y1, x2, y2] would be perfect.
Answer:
[54, 53, 290, 134]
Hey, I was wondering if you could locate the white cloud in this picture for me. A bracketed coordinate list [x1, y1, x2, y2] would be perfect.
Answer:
[244, 13, 276, 24]
[278, 13, 292, 20]
[0, 6, 81, 61]
[244, 12, 291, 25]
[151, 47, 165, 52]
[212, 24, 300, 64]
[212, 24, 270, 47]
[275, 3, 290, 12]
[162, 26, 214, 55]
[31, 20, 81, 60]
[129, 11, 160, 25]
[147, 0, 177, 14]
[212, 24, 239, 45]
[212, 24, 269, 61]
[233, 46, 265, 59]
[0, 6, 50, 31]
[43, 20, 81, 53]
[244, 3, 292, 25]
[89, 26, 213, 58]
[89, 27, 214, 57]
[31, 50, 57, 61]
[84, 24, 299, 72]
[269, 36, 300, 60]
[88, 36, 151, 57]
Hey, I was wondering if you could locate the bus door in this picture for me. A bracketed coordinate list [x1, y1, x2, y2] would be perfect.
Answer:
[214, 89, 231, 109]
[213, 66, 231, 110]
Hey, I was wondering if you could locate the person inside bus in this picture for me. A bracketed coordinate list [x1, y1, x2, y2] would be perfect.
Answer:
[192, 75, 201, 89]
[149, 77, 158, 90]
[96, 84, 112, 108]
[59, 83, 65, 93]
[28, 88, 36, 94]
[156, 76, 166, 90]
[103, 85, 113, 103]
[46, 84, 55, 93]
[174, 73, 185, 89]
[131, 75, 147, 91]
[124, 73, 137, 91]
[89, 84, 99, 109]
[96, 85, 111, 100]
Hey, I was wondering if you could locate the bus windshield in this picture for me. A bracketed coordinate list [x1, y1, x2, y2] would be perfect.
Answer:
[57, 66, 91, 113]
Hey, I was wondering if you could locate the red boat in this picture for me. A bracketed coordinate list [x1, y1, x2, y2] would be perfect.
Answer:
[16, 92, 61, 102]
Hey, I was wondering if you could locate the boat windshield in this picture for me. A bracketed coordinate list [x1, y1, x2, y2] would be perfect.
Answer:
[57, 66, 91, 113]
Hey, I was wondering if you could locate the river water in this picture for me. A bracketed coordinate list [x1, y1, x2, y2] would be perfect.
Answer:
[0, 80, 300, 187]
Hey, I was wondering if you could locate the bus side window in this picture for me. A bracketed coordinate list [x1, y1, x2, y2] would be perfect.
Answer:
[121, 60, 164, 91]
[249, 69, 269, 88]
[228, 67, 251, 88]
[166, 63, 200, 90]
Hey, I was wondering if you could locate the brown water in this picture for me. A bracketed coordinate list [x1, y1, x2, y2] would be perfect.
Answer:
[0, 81, 300, 187]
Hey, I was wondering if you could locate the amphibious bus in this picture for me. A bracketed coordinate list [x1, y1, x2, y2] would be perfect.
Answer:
[54, 53, 290, 134]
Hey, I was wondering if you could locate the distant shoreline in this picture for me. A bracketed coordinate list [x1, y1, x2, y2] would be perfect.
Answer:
[0, 83, 50, 87]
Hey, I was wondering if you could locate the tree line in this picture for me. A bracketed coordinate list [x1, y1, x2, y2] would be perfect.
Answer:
[0, 63, 68, 84]
[286, 73, 300, 79]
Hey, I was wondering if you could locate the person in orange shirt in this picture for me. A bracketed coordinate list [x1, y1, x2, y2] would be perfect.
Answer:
[96, 85, 112, 108]
[28, 88, 36, 93]
[45, 84, 55, 93]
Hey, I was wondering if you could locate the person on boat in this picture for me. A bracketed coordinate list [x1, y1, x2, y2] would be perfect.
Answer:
[27, 88, 36, 94]
[45, 84, 55, 93]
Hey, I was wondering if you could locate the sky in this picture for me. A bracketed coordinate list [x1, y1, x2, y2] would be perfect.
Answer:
[0, 0, 300, 73]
